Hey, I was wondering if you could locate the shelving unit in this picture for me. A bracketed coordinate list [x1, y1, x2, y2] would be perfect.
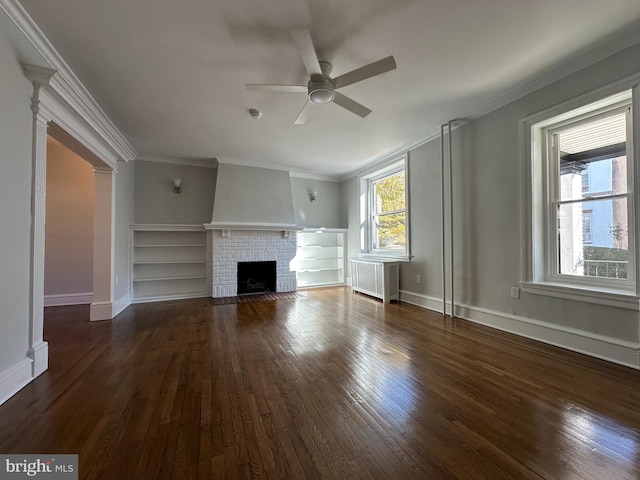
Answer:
[295, 228, 346, 288]
[130, 224, 210, 303]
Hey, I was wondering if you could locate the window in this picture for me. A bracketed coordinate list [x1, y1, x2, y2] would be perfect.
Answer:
[523, 87, 639, 307]
[551, 106, 630, 280]
[582, 210, 593, 244]
[359, 156, 409, 258]
[581, 169, 589, 193]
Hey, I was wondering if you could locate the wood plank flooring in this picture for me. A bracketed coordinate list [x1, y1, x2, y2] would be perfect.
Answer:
[1, 287, 640, 479]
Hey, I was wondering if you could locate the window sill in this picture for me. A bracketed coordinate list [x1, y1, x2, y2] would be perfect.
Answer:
[521, 281, 640, 310]
[356, 254, 411, 263]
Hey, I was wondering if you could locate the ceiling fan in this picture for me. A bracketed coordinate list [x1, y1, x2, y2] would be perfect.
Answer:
[245, 29, 397, 124]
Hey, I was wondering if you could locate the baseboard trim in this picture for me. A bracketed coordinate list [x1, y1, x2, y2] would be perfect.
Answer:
[90, 301, 113, 321]
[113, 294, 130, 317]
[0, 358, 33, 406]
[130, 292, 210, 304]
[44, 292, 93, 307]
[29, 340, 48, 377]
[399, 290, 640, 369]
[399, 290, 446, 313]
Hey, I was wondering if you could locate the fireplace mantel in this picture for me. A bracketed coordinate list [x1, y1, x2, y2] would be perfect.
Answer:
[204, 221, 301, 237]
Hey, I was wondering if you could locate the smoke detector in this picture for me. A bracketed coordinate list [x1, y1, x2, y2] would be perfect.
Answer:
[249, 108, 262, 119]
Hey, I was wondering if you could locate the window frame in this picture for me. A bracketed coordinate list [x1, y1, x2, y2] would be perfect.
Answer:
[543, 103, 634, 290]
[358, 155, 410, 259]
[582, 209, 593, 244]
[520, 79, 640, 309]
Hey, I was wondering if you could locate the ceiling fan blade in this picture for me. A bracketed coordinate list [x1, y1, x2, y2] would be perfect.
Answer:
[245, 84, 307, 93]
[294, 101, 313, 125]
[332, 56, 397, 89]
[333, 92, 372, 118]
[291, 29, 322, 77]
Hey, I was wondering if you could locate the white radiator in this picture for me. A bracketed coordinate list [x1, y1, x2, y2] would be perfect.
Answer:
[350, 259, 399, 302]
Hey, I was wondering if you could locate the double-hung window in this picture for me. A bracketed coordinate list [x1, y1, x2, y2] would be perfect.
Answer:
[359, 156, 409, 258]
[523, 86, 640, 307]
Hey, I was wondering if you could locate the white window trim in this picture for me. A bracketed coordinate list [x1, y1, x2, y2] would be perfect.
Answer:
[358, 155, 411, 260]
[545, 103, 634, 289]
[520, 75, 640, 310]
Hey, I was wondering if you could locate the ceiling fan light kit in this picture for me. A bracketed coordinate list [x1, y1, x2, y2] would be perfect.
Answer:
[245, 29, 396, 124]
[308, 82, 335, 104]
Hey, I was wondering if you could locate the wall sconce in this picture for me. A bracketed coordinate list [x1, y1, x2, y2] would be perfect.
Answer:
[309, 190, 317, 203]
[173, 179, 182, 194]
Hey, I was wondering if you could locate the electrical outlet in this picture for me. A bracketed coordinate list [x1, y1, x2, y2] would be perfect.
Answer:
[416, 275, 421, 284]
[115, 276, 119, 286]
[510, 286, 520, 299]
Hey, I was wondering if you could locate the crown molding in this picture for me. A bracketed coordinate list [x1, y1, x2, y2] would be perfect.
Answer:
[216, 158, 293, 173]
[136, 155, 218, 169]
[340, 24, 640, 183]
[462, 22, 640, 122]
[22, 63, 55, 86]
[289, 171, 340, 182]
[0, 0, 137, 163]
[216, 159, 340, 182]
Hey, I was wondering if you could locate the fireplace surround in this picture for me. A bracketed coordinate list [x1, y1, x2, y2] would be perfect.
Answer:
[206, 228, 297, 298]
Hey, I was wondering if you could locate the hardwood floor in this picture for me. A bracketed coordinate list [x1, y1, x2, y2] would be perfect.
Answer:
[1, 287, 640, 479]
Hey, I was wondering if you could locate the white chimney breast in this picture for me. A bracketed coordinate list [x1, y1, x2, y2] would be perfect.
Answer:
[210, 163, 296, 226]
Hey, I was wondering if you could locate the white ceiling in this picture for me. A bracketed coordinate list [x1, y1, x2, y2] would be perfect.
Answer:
[17, 0, 640, 179]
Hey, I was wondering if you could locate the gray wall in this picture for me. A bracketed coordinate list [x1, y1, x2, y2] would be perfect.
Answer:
[135, 160, 216, 224]
[0, 29, 34, 374]
[342, 41, 640, 352]
[44, 141, 94, 297]
[115, 160, 135, 304]
[291, 177, 343, 228]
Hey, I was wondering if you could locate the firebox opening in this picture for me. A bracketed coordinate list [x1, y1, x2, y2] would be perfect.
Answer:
[237, 261, 276, 295]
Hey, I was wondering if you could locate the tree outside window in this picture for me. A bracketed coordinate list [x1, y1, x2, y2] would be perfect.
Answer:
[372, 171, 406, 251]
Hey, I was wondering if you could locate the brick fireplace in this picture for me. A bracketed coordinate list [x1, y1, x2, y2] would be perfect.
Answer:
[207, 229, 297, 298]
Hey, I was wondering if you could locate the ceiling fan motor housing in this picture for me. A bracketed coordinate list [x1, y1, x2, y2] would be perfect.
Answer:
[308, 78, 335, 104]
[308, 60, 335, 104]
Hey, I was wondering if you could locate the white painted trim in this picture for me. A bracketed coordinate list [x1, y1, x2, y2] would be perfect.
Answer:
[300, 227, 348, 233]
[346, 276, 352, 287]
[89, 301, 113, 321]
[0, 0, 137, 163]
[29, 340, 48, 378]
[340, 27, 640, 183]
[399, 290, 445, 313]
[44, 292, 93, 306]
[289, 171, 341, 182]
[136, 155, 217, 169]
[455, 303, 640, 370]
[0, 358, 33, 406]
[398, 290, 640, 369]
[113, 293, 130, 317]
[204, 222, 302, 232]
[464, 24, 640, 123]
[131, 292, 210, 304]
[521, 282, 640, 310]
[216, 158, 293, 173]
[130, 223, 206, 232]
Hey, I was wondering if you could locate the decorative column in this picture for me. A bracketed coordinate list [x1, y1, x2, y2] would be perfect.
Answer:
[23, 64, 56, 378]
[90, 167, 116, 321]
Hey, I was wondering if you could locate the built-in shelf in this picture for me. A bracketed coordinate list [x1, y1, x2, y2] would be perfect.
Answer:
[296, 228, 346, 289]
[130, 224, 210, 303]
[133, 260, 206, 265]
[133, 275, 207, 282]
[134, 244, 207, 248]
